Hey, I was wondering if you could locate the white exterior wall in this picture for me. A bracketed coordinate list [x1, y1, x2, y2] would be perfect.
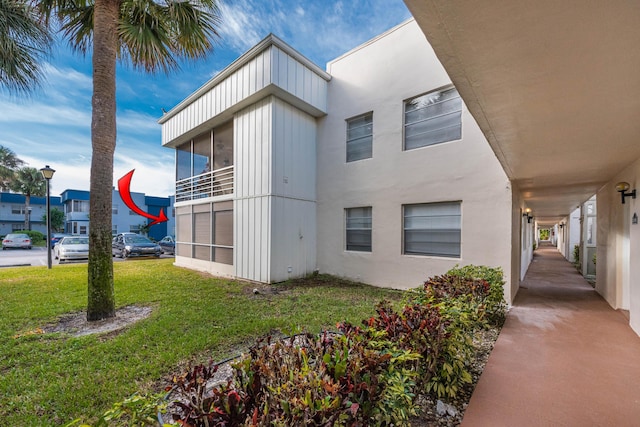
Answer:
[234, 96, 317, 283]
[514, 186, 533, 292]
[317, 20, 513, 295]
[161, 40, 328, 147]
[270, 98, 317, 281]
[234, 98, 273, 283]
[597, 159, 640, 334]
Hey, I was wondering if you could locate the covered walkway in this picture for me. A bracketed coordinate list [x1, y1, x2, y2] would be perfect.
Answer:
[462, 244, 640, 426]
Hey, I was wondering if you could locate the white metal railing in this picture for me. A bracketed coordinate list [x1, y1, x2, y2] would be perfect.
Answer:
[176, 165, 234, 202]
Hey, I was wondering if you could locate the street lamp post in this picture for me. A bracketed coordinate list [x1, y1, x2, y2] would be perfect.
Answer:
[27, 206, 32, 230]
[40, 165, 56, 269]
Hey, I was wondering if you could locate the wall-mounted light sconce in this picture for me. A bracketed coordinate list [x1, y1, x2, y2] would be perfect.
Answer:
[615, 181, 636, 204]
[522, 208, 533, 223]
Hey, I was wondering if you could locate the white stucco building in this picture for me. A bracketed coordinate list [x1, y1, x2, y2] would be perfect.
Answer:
[159, 19, 529, 301]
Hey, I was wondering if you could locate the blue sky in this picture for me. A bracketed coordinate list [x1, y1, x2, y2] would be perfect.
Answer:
[0, 0, 411, 197]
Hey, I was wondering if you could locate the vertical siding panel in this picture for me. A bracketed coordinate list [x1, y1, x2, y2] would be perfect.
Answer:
[280, 49, 289, 91]
[304, 68, 312, 104]
[253, 55, 260, 93]
[296, 62, 304, 99]
[262, 197, 269, 281]
[251, 103, 258, 196]
[262, 48, 271, 88]
[264, 99, 272, 195]
[271, 47, 278, 87]
[287, 54, 296, 95]
[230, 70, 237, 106]
[243, 57, 258, 96]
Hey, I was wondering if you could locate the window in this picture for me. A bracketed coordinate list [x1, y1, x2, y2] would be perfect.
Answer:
[71, 200, 89, 212]
[79, 225, 87, 234]
[112, 205, 118, 215]
[129, 209, 137, 215]
[11, 206, 25, 215]
[346, 113, 372, 162]
[404, 87, 462, 150]
[403, 202, 461, 257]
[345, 207, 372, 252]
[129, 225, 140, 233]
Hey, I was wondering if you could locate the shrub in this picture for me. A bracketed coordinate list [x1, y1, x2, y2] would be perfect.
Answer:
[168, 332, 420, 426]
[346, 300, 473, 400]
[446, 265, 507, 326]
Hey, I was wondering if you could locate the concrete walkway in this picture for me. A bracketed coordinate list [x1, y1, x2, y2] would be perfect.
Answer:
[461, 244, 640, 426]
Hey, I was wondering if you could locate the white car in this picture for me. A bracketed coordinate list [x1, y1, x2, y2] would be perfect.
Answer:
[2, 233, 32, 250]
[54, 236, 89, 262]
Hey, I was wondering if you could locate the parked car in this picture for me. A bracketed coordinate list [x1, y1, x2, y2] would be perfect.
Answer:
[111, 233, 161, 259]
[2, 233, 32, 250]
[158, 236, 175, 255]
[51, 233, 71, 249]
[54, 236, 89, 262]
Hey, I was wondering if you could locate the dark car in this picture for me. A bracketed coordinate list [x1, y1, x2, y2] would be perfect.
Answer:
[158, 236, 175, 255]
[111, 233, 161, 259]
[51, 233, 71, 249]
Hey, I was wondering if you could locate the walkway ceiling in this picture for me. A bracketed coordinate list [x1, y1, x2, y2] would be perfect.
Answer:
[404, 0, 640, 223]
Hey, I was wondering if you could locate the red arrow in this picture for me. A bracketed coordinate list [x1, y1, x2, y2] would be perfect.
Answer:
[117, 169, 168, 226]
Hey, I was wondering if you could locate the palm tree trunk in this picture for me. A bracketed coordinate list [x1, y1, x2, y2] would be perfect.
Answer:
[87, 0, 119, 321]
[24, 195, 30, 230]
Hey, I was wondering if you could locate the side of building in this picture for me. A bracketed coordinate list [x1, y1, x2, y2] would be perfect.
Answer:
[0, 193, 63, 236]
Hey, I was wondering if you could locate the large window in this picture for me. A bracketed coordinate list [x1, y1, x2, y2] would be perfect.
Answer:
[403, 202, 461, 257]
[71, 200, 89, 212]
[11, 206, 25, 215]
[174, 202, 233, 265]
[345, 207, 372, 252]
[346, 113, 373, 162]
[404, 87, 462, 150]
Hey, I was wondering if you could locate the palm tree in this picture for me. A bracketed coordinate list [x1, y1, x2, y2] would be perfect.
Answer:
[0, 146, 25, 191]
[9, 167, 46, 230]
[39, 0, 221, 321]
[0, 0, 51, 92]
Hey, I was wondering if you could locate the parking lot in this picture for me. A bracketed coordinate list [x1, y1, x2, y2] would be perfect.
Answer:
[0, 247, 173, 268]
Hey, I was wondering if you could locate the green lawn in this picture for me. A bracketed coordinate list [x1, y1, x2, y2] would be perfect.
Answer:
[0, 259, 403, 425]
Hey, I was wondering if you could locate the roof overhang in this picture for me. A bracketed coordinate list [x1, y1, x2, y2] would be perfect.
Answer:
[404, 0, 640, 222]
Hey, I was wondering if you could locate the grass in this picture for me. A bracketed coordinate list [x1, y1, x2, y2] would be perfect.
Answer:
[0, 259, 404, 425]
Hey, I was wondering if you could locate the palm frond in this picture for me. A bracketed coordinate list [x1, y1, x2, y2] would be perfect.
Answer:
[0, 0, 52, 93]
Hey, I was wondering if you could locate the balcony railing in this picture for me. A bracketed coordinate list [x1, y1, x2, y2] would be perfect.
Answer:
[176, 165, 234, 202]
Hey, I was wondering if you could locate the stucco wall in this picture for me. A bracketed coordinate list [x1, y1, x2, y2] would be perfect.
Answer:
[596, 157, 640, 334]
[316, 20, 512, 292]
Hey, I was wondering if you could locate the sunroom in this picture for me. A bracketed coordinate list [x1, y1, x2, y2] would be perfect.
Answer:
[159, 34, 329, 282]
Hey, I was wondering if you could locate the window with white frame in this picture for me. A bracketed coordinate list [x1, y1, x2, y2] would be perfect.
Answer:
[346, 113, 373, 162]
[345, 207, 372, 252]
[112, 205, 118, 215]
[71, 200, 89, 212]
[404, 87, 462, 150]
[403, 202, 461, 257]
[11, 206, 25, 215]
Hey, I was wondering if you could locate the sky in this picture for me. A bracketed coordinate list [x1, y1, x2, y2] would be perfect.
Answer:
[0, 0, 411, 198]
